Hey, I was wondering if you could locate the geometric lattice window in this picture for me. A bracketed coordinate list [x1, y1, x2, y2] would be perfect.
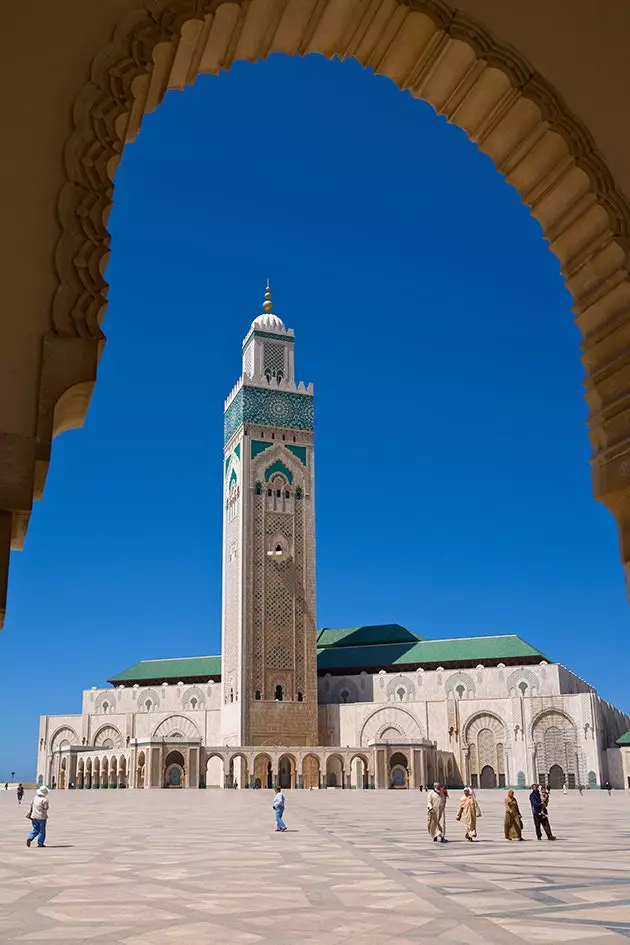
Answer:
[263, 342, 285, 379]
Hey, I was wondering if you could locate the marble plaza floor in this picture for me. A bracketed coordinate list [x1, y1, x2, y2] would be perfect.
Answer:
[0, 788, 629, 944]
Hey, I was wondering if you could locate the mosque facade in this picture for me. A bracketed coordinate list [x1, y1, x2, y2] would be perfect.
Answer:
[37, 288, 630, 791]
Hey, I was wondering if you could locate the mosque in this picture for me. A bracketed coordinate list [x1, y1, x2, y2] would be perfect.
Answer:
[38, 286, 630, 792]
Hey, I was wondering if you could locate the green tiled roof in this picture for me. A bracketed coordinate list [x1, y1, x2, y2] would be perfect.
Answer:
[109, 634, 549, 684]
[108, 656, 221, 684]
[616, 730, 630, 745]
[316, 624, 423, 649]
[316, 634, 548, 672]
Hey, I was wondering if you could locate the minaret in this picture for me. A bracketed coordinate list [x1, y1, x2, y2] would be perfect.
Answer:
[222, 283, 317, 747]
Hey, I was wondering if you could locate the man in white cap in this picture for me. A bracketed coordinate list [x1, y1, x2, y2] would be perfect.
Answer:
[26, 786, 50, 848]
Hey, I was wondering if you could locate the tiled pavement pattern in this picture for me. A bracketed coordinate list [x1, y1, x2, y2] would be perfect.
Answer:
[0, 789, 628, 943]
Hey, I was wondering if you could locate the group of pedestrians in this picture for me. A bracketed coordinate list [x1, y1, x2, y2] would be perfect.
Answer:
[426, 782, 557, 843]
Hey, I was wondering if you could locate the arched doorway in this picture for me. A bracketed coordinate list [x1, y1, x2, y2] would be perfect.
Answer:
[302, 754, 321, 790]
[389, 752, 409, 789]
[164, 750, 186, 788]
[119, 756, 127, 789]
[278, 754, 296, 790]
[325, 754, 345, 789]
[480, 765, 497, 789]
[205, 753, 224, 789]
[548, 764, 565, 790]
[228, 753, 248, 789]
[59, 758, 67, 790]
[350, 755, 369, 790]
[253, 753, 273, 790]
[136, 751, 145, 789]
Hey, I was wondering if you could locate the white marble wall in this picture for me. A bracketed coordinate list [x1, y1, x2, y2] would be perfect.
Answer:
[38, 663, 630, 788]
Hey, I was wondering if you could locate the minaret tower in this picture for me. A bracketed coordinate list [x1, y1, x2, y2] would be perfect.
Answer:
[221, 283, 317, 747]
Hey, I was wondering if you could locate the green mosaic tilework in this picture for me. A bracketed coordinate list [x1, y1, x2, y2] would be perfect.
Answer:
[242, 330, 295, 349]
[617, 730, 630, 745]
[264, 459, 293, 484]
[251, 440, 273, 460]
[224, 455, 231, 475]
[234, 443, 241, 459]
[224, 386, 314, 445]
[286, 444, 307, 465]
[229, 468, 237, 487]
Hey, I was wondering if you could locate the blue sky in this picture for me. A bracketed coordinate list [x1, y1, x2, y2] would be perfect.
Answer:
[2, 55, 628, 779]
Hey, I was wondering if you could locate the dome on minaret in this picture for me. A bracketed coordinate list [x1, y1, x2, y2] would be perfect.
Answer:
[251, 280, 285, 332]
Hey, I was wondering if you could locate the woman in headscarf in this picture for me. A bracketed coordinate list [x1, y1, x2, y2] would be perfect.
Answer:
[456, 787, 481, 841]
[504, 789, 524, 840]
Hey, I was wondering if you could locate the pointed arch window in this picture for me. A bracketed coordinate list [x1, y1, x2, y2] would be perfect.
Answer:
[275, 685, 283, 702]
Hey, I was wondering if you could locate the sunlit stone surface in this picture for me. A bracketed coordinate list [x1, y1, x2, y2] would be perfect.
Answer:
[2, 788, 629, 943]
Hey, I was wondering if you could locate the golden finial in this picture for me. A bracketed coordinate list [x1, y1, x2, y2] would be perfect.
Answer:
[263, 279, 273, 313]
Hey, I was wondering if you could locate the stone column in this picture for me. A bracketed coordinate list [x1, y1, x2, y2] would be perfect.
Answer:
[345, 773, 351, 790]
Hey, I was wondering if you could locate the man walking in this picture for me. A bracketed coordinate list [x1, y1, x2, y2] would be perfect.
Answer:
[427, 782, 447, 842]
[529, 784, 555, 841]
[16, 784, 24, 805]
[272, 785, 287, 832]
[26, 786, 50, 848]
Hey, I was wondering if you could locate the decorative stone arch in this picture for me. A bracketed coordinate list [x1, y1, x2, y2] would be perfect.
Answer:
[323, 751, 346, 788]
[385, 674, 416, 703]
[330, 677, 360, 704]
[463, 711, 506, 746]
[92, 724, 123, 749]
[464, 711, 507, 787]
[349, 752, 372, 776]
[444, 671, 476, 700]
[227, 750, 249, 788]
[252, 751, 274, 789]
[152, 714, 200, 741]
[506, 668, 539, 697]
[137, 689, 161, 713]
[181, 686, 205, 711]
[359, 706, 424, 747]
[301, 752, 321, 790]
[531, 708, 580, 785]
[530, 707, 577, 742]
[277, 751, 298, 789]
[50, 726, 79, 751]
[13, 0, 626, 634]
[94, 692, 115, 714]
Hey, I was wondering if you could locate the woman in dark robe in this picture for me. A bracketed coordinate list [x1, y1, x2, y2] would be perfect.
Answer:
[504, 789, 524, 840]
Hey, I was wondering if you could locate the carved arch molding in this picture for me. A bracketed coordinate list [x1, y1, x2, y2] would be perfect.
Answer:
[5, 0, 630, 627]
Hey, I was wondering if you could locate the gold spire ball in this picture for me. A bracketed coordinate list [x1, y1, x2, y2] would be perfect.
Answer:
[263, 279, 273, 313]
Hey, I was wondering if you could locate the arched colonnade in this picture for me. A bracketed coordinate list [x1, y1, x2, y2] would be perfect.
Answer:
[203, 748, 375, 790]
